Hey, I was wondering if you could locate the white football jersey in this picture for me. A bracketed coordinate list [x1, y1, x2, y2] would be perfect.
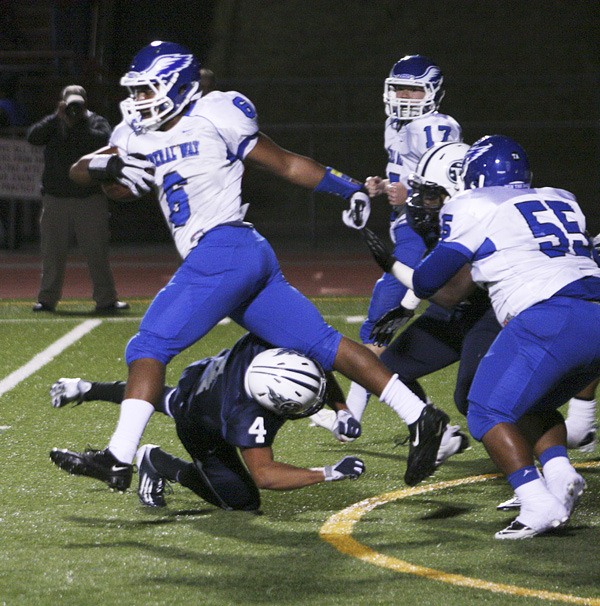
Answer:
[110, 91, 259, 258]
[440, 186, 600, 324]
[384, 112, 462, 188]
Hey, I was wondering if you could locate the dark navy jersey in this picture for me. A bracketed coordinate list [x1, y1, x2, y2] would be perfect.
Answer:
[169, 333, 286, 450]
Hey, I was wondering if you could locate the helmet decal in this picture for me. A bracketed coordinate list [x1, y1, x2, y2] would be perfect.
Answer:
[144, 54, 195, 79]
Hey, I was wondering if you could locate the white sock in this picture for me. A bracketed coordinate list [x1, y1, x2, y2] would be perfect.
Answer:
[565, 397, 596, 445]
[514, 476, 564, 526]
[108, 398, 155, 464]
[346, 381, 370, 421]
[542, 456, 578, 490]
[379, 374, 426, 425]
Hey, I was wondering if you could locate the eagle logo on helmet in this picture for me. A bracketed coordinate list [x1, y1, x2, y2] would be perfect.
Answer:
[144, 54, 195, 79]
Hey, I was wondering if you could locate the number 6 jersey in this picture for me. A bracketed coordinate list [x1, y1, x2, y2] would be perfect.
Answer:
[110, 91, 260, 259]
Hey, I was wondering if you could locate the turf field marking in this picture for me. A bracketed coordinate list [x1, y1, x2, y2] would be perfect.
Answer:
[0, 319, 101, 398]
[321, 465, 600, 605]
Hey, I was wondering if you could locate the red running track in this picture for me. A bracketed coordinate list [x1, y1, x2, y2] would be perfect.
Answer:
[0, 244, 381, 301]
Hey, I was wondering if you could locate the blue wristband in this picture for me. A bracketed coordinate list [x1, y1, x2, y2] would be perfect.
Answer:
[314, 167, 362, 199]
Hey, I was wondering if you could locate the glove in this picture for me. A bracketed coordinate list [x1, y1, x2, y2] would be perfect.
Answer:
[323, 456, 365, 481]
[333, 410, 362, 443]
[89, 154, 156, 197]
[342, 191, 371, 229]
[361, 227, 396, 272]
[369, 305, 414, 347]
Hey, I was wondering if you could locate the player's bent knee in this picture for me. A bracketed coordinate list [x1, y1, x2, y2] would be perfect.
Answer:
[467, 401, 516, 442]
[125, 332, 177, 366]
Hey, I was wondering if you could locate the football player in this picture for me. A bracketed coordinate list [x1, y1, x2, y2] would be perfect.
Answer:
[317, 144, 478, 466]
[338, 56, 464, 458]
[366, 134, 600, 539]
[52, 41, 449, 493]
[50, 334, 364, 509]
[341, 142, 597, 467]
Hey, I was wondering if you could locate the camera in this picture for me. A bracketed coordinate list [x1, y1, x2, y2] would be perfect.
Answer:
[65, 101, 85, 120]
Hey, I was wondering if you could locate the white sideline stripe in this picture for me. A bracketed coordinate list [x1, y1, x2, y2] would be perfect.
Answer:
[0, 319, 101, 397]
[0, 315, 363, 324]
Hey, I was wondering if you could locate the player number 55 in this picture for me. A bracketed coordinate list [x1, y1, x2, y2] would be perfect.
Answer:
[516, 199, 589, 258]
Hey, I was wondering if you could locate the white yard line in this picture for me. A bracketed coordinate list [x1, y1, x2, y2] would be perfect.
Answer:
[0, 319, 101, 398]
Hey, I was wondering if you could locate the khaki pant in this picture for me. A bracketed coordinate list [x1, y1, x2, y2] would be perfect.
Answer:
[37, 193, 118, 307]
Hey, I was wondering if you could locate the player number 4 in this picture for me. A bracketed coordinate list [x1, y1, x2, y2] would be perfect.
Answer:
[249, 416, 267, 444]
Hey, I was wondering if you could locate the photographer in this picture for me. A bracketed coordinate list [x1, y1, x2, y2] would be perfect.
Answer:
[27, 85, 128, 313]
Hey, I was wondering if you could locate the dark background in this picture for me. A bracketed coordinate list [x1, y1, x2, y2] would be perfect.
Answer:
[7, 0, 600, 248]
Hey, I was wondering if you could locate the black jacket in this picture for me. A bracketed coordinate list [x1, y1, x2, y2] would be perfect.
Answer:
[26, 111, 111, 198]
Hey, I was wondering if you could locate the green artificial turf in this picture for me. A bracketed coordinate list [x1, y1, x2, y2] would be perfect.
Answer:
[0, 299, 598, 606]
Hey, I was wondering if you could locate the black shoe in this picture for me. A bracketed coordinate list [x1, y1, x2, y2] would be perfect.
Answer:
[50, 447, 133, 491]
[404, 405, 449, 486]
[94, 300, 130, 314]
[32, 302, 55, 312]
[136, 444, 169, 507]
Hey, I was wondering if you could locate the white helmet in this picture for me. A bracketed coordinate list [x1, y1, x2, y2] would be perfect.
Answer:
[244, 349, 327, 419]
[406, 142, 469, 247]
[413, 142, 470, 196]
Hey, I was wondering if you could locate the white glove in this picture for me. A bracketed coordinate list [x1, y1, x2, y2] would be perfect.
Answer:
[342, 191, 370, 229]
[89, 154, 156, 197]
[322, 456, 365, 481]
[308, 408, 337, 432]
[333, 410, 362, 443]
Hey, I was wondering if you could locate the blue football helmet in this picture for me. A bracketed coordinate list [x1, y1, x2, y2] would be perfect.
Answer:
[120, 40, 200, 134]
[384, 55, 445, 120]
[461, 135, 532, 190]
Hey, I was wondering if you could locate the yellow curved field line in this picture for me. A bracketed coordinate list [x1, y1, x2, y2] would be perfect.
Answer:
[320, 462, 600, 605]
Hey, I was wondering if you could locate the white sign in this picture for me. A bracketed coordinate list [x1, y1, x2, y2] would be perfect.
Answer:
[0, 138, 44, 200]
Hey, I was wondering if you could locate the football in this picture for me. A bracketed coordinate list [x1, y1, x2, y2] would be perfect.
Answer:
[101, 180, 140, 202]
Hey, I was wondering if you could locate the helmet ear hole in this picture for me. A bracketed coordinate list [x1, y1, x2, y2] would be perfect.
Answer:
[244, 349, 327, 419]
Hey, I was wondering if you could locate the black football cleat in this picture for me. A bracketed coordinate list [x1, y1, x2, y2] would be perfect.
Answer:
[50, 447, 133, 492]
[136, 444, 168, 507]
[404, 404, 449, 486]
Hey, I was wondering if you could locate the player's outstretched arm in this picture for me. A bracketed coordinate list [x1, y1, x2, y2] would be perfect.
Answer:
[246, 133, 362, 198]
[362, 227, 476, 308]
[241, 447, 364, 490]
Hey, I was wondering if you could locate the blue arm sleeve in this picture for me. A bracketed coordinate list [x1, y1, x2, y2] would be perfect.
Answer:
[314, 167, 362, 199]
[393, 221, 427, 267]
[412, 245, 471, 299]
